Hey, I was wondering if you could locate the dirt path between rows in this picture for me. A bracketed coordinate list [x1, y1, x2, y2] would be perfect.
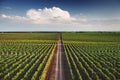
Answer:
[46, 33, 65, 80]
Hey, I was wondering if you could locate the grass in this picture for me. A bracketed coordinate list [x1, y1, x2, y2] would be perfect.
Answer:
[0, 33, 59, 40]
[62, 32, 120, 42]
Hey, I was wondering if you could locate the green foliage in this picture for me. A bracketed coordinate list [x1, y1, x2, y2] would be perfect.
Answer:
[0, 32, 120, 80]
[0, 40, 56, 80]
[62, 32, 120, 42]
[63, 42, 120, 80]
[0, 33, 59, 40]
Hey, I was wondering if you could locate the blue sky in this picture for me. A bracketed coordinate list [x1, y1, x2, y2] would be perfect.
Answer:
[0, 0, 120, 31]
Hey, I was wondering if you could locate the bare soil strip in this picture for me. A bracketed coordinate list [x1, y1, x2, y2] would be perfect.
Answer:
[46, 34, 65, 80]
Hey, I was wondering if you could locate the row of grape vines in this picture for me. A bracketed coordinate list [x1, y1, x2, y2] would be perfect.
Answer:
[0, 40, 57, 80]
[63, 42, 120, 80]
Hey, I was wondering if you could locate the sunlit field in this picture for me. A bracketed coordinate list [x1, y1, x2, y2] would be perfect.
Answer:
[0, 32, 120, 80]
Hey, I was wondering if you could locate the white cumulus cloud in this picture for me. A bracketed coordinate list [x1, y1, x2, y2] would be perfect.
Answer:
[26, 7, 76, 24]
[0, 7, 76, 24]
[0, 7, 120, 31]
[0, 14, 27, 21]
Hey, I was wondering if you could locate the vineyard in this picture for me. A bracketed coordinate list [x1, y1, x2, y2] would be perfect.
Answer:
[0, 32, 120, 80]
[63, 42, 120, 80]
[0, 33, 58, 80]
[62, 32, 120, 80]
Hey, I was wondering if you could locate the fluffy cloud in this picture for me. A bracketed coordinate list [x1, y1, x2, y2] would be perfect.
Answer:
[0, 7, 76, 24]
[26, 7, 76, 24]
[0, 14, 27, 21]
[0, 7, 120, 31]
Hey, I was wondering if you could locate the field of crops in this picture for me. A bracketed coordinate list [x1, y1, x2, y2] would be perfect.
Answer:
[0, 33, 58, 80]
[63, 42, 120, 80]
[0, 33, 59, 40]
[62, 32, 120, 80]
[0, 32, 120, 80]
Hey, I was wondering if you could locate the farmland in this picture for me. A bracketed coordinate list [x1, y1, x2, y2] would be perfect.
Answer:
[62, 32, 120, 80]
[0, 32, 120, 80]
[0, 33, 58, 80]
